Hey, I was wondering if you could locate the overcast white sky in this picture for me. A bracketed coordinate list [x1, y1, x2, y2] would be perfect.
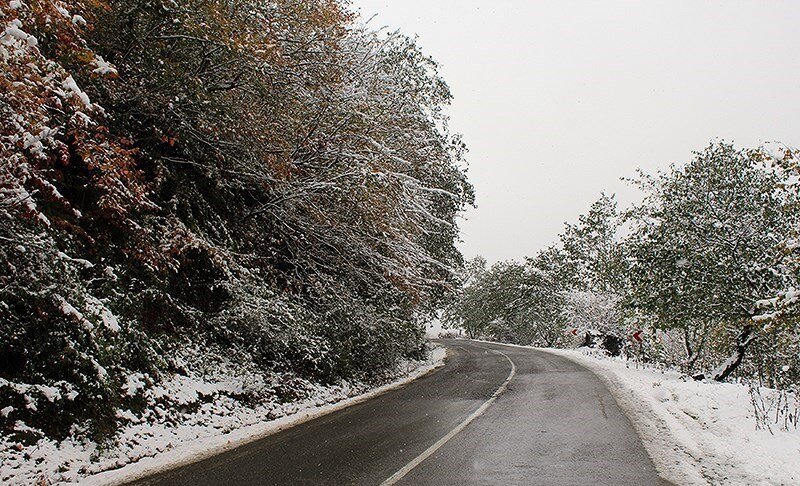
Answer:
[353, 0, 800, 263]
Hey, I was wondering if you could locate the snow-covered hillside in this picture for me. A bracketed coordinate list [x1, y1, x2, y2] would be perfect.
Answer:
[1, 347, 446, 485]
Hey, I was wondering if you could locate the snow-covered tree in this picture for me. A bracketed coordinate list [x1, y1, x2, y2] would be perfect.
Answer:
[559, 193, 625, 293]
[443, 252, 567, 346]
[624, 142, 799, 380]
[554, 195, 630, 353]
[747, 144, 800, 396]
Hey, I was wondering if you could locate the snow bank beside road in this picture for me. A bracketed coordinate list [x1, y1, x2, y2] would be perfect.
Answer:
[542, 347, 800, 486]
[1, 347, 446, 486]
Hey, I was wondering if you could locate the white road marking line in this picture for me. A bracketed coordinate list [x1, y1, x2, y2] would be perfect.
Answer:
[380, 347, 517, 486]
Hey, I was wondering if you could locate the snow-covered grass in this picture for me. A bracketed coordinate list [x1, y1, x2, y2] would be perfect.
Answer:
[540, 346, 800, 486]
[0, 346, 446, 486]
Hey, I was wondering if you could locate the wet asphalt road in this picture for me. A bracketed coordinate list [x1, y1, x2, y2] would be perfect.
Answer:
[127, 339, 669, 485]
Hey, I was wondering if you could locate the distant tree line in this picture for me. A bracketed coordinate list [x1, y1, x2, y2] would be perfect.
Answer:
[446, 142, 800, 417]
[1, 0, 472, 441]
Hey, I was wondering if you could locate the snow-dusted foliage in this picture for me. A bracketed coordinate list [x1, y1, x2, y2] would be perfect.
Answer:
[1, 0, 473, 472]
[561, 290, 627, 345]
[1, 0, 157, 443]
[624, 143, 799, 382]
[450, 142, 800, 429]
[443, 255, 567, 346]
[748, 144, 800, 425]
[445, 195, 626, 351]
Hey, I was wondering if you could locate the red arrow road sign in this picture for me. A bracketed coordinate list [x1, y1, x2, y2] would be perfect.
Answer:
[571, 328, 578, 336]
[632, 330, 643, 342]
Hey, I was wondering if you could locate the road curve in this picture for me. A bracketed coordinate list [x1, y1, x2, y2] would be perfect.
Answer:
[127, 339, 669, 485]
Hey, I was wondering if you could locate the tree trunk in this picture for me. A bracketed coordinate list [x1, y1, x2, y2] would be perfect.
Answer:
[684, 324, 709, 373]
[683, 328, 696, 369]
[693, 325, 755, 382]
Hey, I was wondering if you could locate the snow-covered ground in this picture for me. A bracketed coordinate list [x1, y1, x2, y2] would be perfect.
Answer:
[541, 347, 800, 486]
[0, 347, 446, 486]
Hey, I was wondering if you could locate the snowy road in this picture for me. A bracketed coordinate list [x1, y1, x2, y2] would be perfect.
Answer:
[127, 340, 669, 485]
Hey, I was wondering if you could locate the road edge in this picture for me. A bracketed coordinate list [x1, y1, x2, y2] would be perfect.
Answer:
[536, 347, 704, 485]
[465, 339, 692, 485]
[82, 345, 448, 486]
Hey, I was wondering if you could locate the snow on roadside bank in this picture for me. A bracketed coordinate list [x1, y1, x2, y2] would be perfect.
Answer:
[1, 346, 447, 486]
[540, 347, 800, 486]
